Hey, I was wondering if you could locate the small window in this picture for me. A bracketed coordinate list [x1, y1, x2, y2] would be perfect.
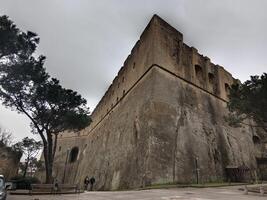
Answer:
[58, 146, 61, 151]
[133, 62, 136, 69]
[116, 97, 119, 102]
[118, 82, 120, 88]
[69, 147, 79, 163]
[195, 65, 203, 84]
[123, 90, 125, 95]
[122, 77, 125, 82]
[208, 73, 214, 84]
[225, 83, 230, 95]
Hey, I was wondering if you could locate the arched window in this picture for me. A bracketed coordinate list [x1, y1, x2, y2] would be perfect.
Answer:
[252, 135, 260, 144]
[69, 147, 79, 163]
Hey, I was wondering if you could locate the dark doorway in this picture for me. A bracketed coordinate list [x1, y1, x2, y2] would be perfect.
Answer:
[69, 147, 79, 163]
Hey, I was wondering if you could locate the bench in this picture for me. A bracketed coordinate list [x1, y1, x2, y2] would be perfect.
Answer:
[30, 183, 78, 195]
[58, 183, 79, 193]
[30, 184, 54, 195]
[245, 185, 267, 195]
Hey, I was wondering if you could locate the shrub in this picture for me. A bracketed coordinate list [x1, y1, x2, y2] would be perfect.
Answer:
[10, 176, 40, 190]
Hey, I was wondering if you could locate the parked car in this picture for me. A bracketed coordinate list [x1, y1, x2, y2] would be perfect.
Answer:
[0, 175, 7, 200]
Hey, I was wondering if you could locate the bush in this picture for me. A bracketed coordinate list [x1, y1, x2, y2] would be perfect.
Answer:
[10, 176, 40, 190]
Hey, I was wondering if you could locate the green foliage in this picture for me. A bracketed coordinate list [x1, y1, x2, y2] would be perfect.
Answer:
[13, 137, 42, 154]
[0, 15, 39, 60]
[0, 15, 91, 134]
[10, 175, 40, 190]
[227, 73, 267, 132]
[0, 15, 92, 183]
[29, 157, 45, 171]
[13, 137, 42, 177]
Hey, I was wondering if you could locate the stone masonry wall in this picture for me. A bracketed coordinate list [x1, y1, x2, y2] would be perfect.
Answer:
[0, 145, 21, 180]
[52, 15, 259, 189]
[58, 15, 236, 140]
[53, 68, 157, 189]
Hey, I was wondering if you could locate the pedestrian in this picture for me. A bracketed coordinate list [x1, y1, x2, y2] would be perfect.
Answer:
[84, 176, 90, 191]
[53, 179, 59, 194]
[89, 177, 95, 191]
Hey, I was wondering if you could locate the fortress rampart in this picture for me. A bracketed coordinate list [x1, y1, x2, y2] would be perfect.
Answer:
[50, 15, 265, 190]
[60, 15, 236, 139]
[89, 15, 235, 131]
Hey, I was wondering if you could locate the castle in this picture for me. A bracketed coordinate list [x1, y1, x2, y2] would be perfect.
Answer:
[50, 15, 267, 190]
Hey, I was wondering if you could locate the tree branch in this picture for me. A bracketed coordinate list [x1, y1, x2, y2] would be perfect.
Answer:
[16, 101, 47, 144]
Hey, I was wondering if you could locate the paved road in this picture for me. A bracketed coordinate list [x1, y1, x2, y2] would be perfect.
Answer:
[7, 186, 265, 200]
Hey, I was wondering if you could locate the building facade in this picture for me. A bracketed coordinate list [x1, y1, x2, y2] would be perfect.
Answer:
[50, 15, 267, 190]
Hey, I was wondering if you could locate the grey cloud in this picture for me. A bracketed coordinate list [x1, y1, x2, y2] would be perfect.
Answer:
[0, 0, 266, 141]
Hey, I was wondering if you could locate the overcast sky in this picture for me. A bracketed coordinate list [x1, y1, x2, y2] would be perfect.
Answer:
[0, 0, 266, 142]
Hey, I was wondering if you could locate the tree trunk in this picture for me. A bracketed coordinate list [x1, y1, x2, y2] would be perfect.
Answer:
[43, 143, 52, 183]
[52, 133, 58, 161]
[46, 133, 54, 183]
[23, 157, 29, 178]
[38, 130, 55, 184]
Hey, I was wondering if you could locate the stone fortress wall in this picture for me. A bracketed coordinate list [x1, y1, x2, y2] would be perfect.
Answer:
[51, 15, 265, 190]
[61, 15, 235, 139]
[88, 14, 235, 132]
[0, 145, 21, 180]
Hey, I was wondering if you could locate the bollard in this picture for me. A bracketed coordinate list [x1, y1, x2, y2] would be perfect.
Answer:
[244, 185, 248, 195]
[259, 186, 264, 196]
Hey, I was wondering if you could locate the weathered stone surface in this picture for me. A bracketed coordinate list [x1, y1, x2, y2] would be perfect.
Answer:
[48, 15, 267, 190]
[0, 145, 21, 179]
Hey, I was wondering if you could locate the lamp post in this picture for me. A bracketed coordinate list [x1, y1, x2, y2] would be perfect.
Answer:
[62, 148, 70, 183]
[195, 156, 200, 184]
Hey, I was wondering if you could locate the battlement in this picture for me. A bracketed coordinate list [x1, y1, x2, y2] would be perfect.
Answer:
[87, 15, 236, 131]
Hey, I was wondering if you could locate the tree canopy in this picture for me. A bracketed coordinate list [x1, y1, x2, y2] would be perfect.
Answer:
[0, 127, 13, 147]
[0, 15, 92, 183]
[226, 73, 267, 132]
[13, 137, 42, 177]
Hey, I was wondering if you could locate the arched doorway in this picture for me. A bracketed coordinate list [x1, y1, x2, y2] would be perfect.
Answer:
[69, 147, 79, 163]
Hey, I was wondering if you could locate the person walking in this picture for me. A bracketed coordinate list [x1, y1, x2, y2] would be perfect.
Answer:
[89, 177, 95, 191]
[53, 179, 59, 194]
[84, 176, 90, 191]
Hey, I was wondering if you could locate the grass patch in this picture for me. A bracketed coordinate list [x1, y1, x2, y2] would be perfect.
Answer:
[139, 182, 248, 190]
